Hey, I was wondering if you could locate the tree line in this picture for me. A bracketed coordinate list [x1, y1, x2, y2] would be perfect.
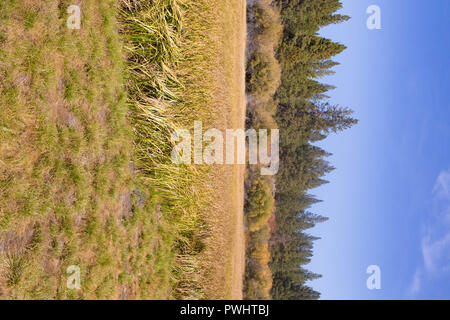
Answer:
[244, 0, 357, 300]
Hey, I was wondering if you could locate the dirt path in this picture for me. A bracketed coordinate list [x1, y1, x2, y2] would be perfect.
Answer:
[229, 0, 247, 300]
[199, 0, 247, 299]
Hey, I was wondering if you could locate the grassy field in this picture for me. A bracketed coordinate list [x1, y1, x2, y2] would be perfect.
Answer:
[0, 0, 246, 299]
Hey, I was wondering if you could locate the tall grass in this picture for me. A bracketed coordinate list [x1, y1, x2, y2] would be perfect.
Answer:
[119, 0, 212, 299]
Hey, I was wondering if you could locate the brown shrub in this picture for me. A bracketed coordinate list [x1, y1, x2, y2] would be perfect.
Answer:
[246, 51, 281, 100]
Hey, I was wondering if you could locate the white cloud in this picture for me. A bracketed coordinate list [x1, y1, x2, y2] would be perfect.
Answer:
[409, 269, 421, 294]
[410, 169, 450, 295]
[422, 233, 450, 274]
[433, 170, 450, 199]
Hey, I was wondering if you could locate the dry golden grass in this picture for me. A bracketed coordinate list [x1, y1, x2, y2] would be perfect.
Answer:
[118, 0, 247, 299]
[0, 0, 247, 300]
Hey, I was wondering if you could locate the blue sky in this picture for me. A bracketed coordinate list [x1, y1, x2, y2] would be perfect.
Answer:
[306, 0, 450, 299]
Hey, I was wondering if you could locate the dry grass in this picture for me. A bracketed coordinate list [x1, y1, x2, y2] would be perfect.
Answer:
[0, 0, 170, 299]
[118, 0, 247, 299]
[0, 0, 247, 300]
[178, 0, 247, 299]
